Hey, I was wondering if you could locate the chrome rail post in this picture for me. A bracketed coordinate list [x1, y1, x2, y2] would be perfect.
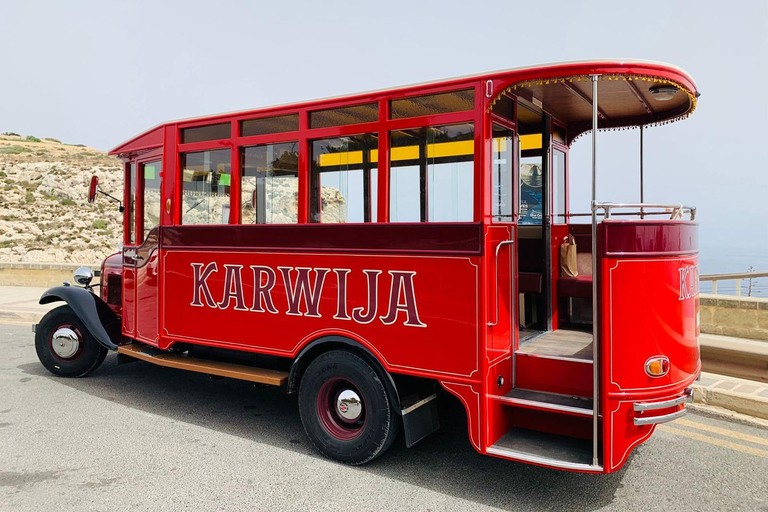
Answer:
[487, 240, 514, 327]
[590, 74, 600, 468]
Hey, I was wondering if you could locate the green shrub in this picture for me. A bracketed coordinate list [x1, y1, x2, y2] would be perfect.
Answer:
[25, 135, 41, 143]
[25, 191, 35, 203]
[60, 198, 76, 206]
[1, 132, 20, 137]
[0, 171, 6, 178]
[92, 219, 108, 230]
[0, 145, 31, 154]
[43, 137, 61, 143]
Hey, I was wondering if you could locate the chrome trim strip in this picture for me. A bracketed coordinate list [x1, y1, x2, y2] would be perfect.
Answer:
[486, 446, 603, 472]
[401, 393, 437, 416]
[633, 389, 693, 412]
[633, 407, 687, 426]
[498, 396, 593, 416]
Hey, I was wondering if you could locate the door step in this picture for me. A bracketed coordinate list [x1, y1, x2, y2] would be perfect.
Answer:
[497, 388, 593, 416]
[488, 428, 601, 472]
[117, 343, 289, 386]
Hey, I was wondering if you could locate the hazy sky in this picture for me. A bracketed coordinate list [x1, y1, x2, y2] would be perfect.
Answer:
[1, 0, 766, 269]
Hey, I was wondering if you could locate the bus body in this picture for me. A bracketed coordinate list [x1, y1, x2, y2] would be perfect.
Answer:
[35, 59, 700, 472]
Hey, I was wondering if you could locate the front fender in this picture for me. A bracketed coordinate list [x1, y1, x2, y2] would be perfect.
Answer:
[40, 286, 121, 350]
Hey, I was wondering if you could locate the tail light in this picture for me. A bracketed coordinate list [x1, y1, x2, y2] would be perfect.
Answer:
[645, 356, 670, 378]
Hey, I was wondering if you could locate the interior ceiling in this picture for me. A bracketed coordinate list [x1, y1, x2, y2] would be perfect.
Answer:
[498, 74, 695, 144]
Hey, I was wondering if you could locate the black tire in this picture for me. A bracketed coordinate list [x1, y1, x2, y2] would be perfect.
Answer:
[298, 350, 400, 465]
[35, 304, 109, 378]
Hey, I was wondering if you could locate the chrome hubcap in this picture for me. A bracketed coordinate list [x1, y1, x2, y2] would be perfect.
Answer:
[52, 327, 80, 359]
[336, 389, 363, 422]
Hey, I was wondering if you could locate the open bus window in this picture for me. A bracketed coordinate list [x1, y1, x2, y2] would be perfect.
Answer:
[241, 142, 299, 224]
[390, 123, 474, 223]
[142, 160, 162, 240]
[492, 124, 514, 222]
[310, 134, 378, 223]
[180, 149, 231, 225]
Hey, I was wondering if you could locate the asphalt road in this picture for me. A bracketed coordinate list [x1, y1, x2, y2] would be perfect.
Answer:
[1, 321, 767, 512]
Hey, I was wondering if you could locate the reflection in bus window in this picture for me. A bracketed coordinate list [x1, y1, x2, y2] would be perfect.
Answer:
[180, 149, 231, 225]
[142, 160, 162, 240]
[128, 162, 136, 244]
[553, 149, 566, 224]
[389, 123, 474, 222]
[311, 134, 378, 223]
[518, 104, 544, 226]
[492, 125, 514, 222]
[241, 142, 299, 224]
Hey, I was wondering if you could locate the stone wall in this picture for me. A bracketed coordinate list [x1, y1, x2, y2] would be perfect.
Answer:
[700, 293, 768, 341]
[0, 262, 100, 287]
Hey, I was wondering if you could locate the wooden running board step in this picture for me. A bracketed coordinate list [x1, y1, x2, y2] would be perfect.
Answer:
[498, 388, 593, 416]
[117, 344, 288, 386]
[488, 428, 601, 472]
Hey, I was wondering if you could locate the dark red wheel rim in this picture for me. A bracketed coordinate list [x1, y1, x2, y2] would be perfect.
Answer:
[48, 323, 85, 363]
[316, 377, 367, 440]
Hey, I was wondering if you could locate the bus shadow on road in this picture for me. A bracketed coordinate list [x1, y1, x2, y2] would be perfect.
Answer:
[19, 354, 627, 511]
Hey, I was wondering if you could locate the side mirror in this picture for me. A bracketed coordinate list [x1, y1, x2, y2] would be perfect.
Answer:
[88, 176, 99, 203]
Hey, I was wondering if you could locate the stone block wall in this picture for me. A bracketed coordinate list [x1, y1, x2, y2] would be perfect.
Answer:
[700, 293, 768, 341]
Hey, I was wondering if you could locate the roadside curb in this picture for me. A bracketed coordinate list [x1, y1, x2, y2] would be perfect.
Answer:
[0, 310, 40, 323]
[691, 372, 768, 421]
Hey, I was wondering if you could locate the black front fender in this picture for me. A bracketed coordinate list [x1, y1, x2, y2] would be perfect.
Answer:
[40, 286, 121, 350]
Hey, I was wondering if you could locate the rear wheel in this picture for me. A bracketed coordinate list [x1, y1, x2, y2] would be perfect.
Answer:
[298, 350, 399, 465]
[35, 305, 108, 377]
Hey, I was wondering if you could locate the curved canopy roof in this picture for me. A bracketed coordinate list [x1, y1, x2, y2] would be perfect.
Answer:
[485, 60, 698, 145]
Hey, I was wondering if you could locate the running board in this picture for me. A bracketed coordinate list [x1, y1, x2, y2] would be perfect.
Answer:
[488, 428, 602, 472]
[497, 388, 593, 417]
[117, 344, 288, 386]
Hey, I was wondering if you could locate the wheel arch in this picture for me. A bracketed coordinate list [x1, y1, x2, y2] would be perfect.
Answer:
[39, 286, 122, 350]
[288, 335, 402, 415]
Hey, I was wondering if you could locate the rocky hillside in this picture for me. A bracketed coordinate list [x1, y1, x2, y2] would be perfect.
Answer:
[0, 134, 123, 263]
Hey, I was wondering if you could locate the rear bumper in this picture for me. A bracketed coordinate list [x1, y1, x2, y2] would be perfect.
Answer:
[632, 388, 693, 426]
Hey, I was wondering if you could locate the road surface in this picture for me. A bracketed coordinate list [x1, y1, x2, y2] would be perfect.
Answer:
[1, 321, 766, 511]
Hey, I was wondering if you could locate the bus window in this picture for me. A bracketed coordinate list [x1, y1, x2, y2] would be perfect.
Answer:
[311, 134, 378, 223]
[390, 89, 474, 119]
[180, 122, 231, 144]
[492, 125, 514, 222]
[310, 103, 378, 129]
[128, 162, 136, 244]
[553, 148, 566, 224]
[241, 142, 299, 224]
[390, 123, 474, 222]
[180, 149, 232, 225]
[518, 105, 544, 225]
[241, 114, 299, 137]
[142, 160, 162, 240]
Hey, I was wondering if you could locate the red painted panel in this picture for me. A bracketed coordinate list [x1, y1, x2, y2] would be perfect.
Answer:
[161, 250, 481, 381]
[600, 255, 700, 395]
[601, 220, 698, 257]
[514, 353, 593, 397]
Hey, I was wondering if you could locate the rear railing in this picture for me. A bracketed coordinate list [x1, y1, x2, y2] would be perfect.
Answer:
[563, 202, 697, 221]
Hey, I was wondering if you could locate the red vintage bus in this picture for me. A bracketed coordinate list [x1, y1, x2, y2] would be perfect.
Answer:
[34, 59, 701, 472]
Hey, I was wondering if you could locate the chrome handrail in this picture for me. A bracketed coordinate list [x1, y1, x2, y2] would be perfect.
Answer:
[487, 240, 514, 327]
[593, 202, 696, 221]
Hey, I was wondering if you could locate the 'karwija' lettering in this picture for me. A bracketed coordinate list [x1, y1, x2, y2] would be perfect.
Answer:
[189, 263, 425, 328]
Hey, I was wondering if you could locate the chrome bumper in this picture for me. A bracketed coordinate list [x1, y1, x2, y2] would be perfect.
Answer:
[633, 388, 693, 426]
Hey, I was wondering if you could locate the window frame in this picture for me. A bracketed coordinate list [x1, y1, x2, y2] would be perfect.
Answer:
[173, 81, 484, 226]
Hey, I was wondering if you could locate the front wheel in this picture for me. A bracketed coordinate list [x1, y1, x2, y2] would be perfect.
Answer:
[35, 304, 108, 377]
[298, 350, 399, 465]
